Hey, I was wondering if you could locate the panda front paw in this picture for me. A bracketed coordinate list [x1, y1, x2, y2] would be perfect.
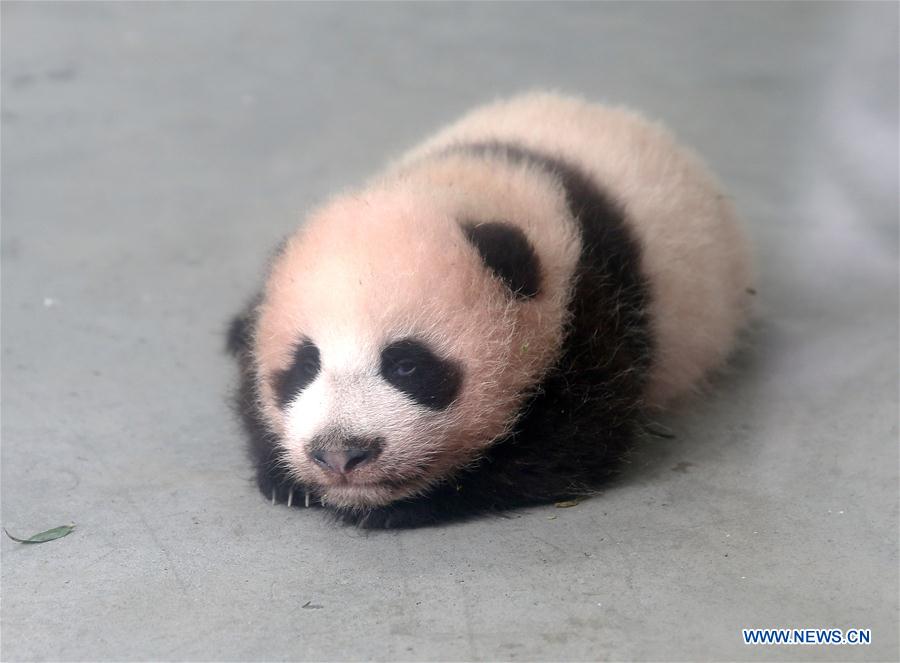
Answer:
[258, 474, 319, 509]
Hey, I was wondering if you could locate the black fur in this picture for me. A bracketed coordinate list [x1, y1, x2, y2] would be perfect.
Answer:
[226, 305, 256, 357]
[228, 141, 652, 528]
[226, 297, 290, 502]
[380, 338, 462, 411]
[461, 221, 541, 299]
[273, 339, 321, 408]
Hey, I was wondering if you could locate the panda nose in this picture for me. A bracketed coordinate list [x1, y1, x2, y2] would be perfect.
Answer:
[311, 447, 378, 475]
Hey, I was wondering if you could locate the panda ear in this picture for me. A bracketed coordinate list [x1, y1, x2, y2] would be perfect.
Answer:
[226, 296, 260, 356]
[461, 221, 541, 299]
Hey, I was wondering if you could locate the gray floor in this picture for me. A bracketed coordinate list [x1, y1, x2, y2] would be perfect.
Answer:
[2, 3, 898, 661]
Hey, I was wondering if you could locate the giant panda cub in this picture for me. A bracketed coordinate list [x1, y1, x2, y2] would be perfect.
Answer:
[228, 92, 753, 528]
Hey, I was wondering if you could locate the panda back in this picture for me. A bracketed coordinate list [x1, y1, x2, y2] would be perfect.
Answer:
[399, 92, 754, 406]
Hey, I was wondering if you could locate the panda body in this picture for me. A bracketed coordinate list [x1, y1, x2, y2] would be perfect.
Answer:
[230, 92, 753, 528]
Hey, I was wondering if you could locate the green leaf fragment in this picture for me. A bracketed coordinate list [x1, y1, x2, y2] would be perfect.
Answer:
[4, 523, 76, 544]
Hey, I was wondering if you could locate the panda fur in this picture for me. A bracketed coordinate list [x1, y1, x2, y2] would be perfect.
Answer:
[228, 92, 754, 528]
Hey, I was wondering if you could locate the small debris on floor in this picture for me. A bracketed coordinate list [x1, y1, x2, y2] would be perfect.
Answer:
[643, 422, 676, 439]
[554, 497, 588, 508]
[4, 523, 76, 544]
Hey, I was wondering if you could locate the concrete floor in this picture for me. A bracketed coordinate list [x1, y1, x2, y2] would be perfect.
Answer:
[2, 3, 897, 661]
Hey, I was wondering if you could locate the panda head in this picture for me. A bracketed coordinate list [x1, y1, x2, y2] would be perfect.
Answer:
[250, 168, 579, 509]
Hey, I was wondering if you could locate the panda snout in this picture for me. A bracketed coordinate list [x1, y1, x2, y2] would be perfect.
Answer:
[309, 438, 383, 476]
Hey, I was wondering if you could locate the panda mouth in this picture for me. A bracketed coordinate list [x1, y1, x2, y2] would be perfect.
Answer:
[319, 465, 427, 491]
[311, 460, 431, 499]
[356, 477, 415, 490]
[319, 472, 409, 489]
[327, 474, 424, 497]
[316, 473, 408, 491]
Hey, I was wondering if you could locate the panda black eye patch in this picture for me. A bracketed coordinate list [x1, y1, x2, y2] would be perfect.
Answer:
[462, 221, 541, 299]
[380, 339, 462, 410]
[273, 339, 321, 408]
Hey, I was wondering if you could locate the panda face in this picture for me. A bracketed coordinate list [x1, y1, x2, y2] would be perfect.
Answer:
[267, 327, 469, 509]
[251, 174, 580, 508]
